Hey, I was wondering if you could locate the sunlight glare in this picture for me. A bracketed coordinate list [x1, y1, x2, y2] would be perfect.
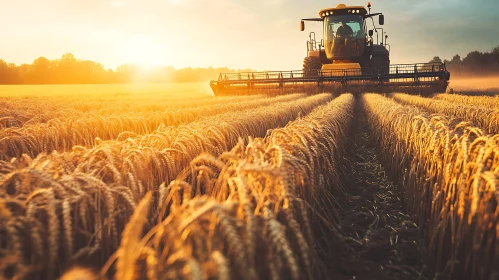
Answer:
[120, 35, 169, 67]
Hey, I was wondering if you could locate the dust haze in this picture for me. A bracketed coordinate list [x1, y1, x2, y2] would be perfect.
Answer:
[448, 76, 499, 94]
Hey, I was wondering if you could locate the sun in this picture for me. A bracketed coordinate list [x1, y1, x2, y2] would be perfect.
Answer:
[120, 35, 168, 66]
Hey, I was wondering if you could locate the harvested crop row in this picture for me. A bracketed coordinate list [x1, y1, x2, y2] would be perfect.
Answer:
[0, 93, 332, 279]
[433, 93, 499, 110]
[362, 93, 499, 280]
[0, 94, 304, 160]
[0, 94, 262, 128]
[391, 93, 499, 134]
[98, 93, 355, 280]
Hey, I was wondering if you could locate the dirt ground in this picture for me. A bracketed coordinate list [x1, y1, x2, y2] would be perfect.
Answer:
[330, 101, 429, 280]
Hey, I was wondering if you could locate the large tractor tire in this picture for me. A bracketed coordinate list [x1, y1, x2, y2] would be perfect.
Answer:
[371, 55, 390, 82]
[303, 56, 322, 77]
[371, 56, 390, 74]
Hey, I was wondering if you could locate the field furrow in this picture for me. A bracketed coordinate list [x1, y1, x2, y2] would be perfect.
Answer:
[0, 93, 332, 278]
[362, 93, 499, 280]
[391, 93, 499, 134]
[0, 94, 304, 160]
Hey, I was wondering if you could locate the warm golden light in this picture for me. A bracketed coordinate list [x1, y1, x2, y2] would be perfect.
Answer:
[120, 35, 167, 66]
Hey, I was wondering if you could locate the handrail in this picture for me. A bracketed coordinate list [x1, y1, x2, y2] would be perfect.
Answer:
[216, 63, 448, 82]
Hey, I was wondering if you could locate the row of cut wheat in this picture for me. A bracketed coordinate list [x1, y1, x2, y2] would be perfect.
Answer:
[0, 94, 332, 279]
[391, 93, 499, 134]
[0, 94, 304, 160]
[433, 93, 499, 110]
[86, 93, 355, 280]
[362, 94, 499, 280]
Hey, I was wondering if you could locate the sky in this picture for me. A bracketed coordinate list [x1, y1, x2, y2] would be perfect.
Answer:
[1, 0, 498, 70]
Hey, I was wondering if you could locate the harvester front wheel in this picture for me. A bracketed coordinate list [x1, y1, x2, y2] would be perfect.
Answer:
[303, 57, 322, 77]
[371, 56, 389, 72]
[371, 56, 390, 82]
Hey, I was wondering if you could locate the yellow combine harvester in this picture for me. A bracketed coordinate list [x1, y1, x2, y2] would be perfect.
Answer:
[210, 2, 450, 96]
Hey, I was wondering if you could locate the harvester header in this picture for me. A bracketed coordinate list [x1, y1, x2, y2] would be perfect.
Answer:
[210, 2, 450, 96]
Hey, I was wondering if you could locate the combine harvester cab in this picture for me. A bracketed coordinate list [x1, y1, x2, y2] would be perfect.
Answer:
[210, 2, 450, 96]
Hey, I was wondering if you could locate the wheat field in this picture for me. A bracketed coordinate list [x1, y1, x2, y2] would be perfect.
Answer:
[0, 85, 498, 280]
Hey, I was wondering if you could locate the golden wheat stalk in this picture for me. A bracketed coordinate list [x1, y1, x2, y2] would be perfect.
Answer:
[362, 93, 499, 280]
[391, 93, 499, 134]
[0, 94, 304, 160]
[107, 93, 354, 280]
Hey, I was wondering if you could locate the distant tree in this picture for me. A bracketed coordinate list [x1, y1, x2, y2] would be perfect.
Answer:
[0, 60, 21, 84]
[492, 47, 499, 72]
[445, 54, 463, 75]
[0, 53, 257, 84]
[55, 53, 79, 83]
[18, 64, 32, 84]
[7, 63, 21, 84]
[450, 54, 461, 64]
[31, 57, 53, 84]
[461, 51, 485, 74]
[431, 45, 499, 76]
[429, 56, 442, 64]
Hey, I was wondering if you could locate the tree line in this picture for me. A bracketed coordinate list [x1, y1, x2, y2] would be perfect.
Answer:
[430, 45, 499, 77]
[0, 53, 253, 84]
[2, 46, 498, 85]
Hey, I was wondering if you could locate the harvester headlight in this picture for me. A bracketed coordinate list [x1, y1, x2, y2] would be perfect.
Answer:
[326, 12, 329, 16]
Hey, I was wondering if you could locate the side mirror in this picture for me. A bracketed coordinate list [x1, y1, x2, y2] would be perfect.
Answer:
[368, 30, 374, 37]
[379, 15, 385, 25]
[300, 20, 305, 31]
